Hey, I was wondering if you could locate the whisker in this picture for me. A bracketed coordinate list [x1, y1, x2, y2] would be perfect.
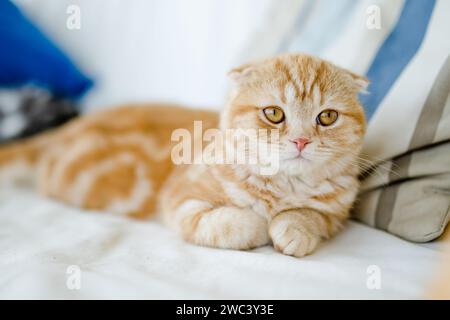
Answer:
[314, 148, 402, 178]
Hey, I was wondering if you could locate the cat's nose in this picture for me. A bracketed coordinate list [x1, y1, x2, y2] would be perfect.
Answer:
[292, 138, 311, 152]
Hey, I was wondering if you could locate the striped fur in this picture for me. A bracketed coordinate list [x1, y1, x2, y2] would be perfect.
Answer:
[0, 54, 367, 257]
[161, 54, 367, 256]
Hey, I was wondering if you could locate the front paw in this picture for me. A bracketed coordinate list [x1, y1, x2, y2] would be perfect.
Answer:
[269, 213, 320, 257]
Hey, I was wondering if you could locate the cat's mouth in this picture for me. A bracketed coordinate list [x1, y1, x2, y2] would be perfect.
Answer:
[283, 153, 310, 162]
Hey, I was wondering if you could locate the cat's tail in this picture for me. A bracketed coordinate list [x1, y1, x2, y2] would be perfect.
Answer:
[0, 131, 56, 185]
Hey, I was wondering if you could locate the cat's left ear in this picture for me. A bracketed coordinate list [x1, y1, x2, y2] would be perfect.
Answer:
[346, 70, 370, 93]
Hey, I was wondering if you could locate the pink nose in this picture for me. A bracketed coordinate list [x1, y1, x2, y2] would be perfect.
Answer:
[292, 138, 311, 152]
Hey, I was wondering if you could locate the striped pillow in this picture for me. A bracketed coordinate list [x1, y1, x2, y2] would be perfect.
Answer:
[354, 0, 450, 242]
[240, 0, 450, 241]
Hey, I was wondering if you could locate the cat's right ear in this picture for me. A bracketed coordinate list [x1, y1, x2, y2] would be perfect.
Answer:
[227, 63, 255, 85]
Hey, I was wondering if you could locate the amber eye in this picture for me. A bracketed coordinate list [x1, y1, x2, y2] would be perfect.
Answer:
[317, 109, 338, 126]
[263, 106, 285, 124]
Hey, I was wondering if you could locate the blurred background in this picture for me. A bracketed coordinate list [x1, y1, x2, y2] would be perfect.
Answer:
[9, 0, 273, 110]
[1, 0, 405, 143]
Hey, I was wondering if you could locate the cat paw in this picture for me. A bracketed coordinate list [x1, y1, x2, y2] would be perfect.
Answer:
[181, 206, 269, 250]
[269, 213, 320, 257]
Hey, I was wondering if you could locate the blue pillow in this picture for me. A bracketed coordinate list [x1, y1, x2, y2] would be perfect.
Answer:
[0, 0, 93, 99]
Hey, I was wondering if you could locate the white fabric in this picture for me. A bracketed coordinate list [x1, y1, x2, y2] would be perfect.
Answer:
[240, 0, 405, 75]
[322, 0, 405, 74]
[0, 187, 443, 299]
[13, 0, 272, 111]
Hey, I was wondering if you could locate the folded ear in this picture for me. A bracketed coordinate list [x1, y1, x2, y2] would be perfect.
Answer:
[347, 70, 370, 93]
[227, 62, 257, 85]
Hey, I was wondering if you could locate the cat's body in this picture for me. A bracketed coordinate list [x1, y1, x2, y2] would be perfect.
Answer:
[0, 54, 367, 257]
[0, 105, 218, 218]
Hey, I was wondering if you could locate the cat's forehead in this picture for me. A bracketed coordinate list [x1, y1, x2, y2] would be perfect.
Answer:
[252, 56, 348, 106]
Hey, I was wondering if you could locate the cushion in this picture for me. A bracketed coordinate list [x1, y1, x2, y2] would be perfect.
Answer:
[0, 87, 78, 143]
[355, 0, 450, 242]
[241, 0, 450, 242]
[356, 143, 450, 242]
[0, 0, 93, 99]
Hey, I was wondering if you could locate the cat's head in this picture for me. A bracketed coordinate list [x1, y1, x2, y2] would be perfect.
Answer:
[221, 53, 367, 180]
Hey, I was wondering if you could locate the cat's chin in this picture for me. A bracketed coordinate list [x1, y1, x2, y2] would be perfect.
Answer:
[277, 157, 315, 176]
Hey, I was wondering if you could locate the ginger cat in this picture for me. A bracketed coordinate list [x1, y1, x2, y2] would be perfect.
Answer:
[0, 54, 368, 257]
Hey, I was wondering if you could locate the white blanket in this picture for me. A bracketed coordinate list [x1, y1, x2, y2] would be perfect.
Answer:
[0, 187, 443, 299]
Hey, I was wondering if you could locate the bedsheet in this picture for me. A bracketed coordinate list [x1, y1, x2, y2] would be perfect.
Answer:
[0, 187, 443, 299]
